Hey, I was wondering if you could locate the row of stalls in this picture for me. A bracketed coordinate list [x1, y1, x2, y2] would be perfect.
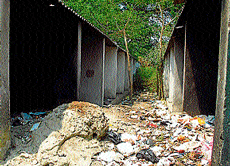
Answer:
[163, 0, 230, 164]
[10, 0, 137, 115]
[163, 0, 221, 116]
[0, 0, 137, 159]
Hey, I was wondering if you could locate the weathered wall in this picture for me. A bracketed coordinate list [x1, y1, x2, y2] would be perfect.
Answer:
[171, 35, 184, 112]
[104, 46, 117, 99]
[167, 34, 184, 113]
[124, 55, 129, 91]
[163, 53, 170, 99]
[117, 51, 125, 94]
[0, 0, 10, 160]
[76, 22, 82, 100]
[80, 29, 105, 106]
[133, 60, 138, 75]
[212, 0, 230, 165]
[168, 46, 175, 104]
[131, 58, 134, 85]
[165, 0, 221, 115]
[183, 27, 200, 116]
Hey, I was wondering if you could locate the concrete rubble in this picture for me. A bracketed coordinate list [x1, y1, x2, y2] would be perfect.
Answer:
[2, 92, 214, 166]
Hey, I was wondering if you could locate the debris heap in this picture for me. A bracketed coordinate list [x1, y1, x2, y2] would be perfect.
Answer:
[5, 102, 109, 166]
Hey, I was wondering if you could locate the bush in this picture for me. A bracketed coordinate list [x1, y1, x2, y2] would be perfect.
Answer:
[134, 66, 157, 92]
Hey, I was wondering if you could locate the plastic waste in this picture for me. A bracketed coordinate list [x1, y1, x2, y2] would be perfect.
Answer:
[121, 133, 136, 145]
[29, 112, 47, 116]
[136, 149, 159, 164]
[107, 130, 122, 145]
[160, 121, 172, 126]
[30, 122, 41, 131]
[21, 112, 33, 124]
[157, 157, 175, 166]
[150, 146, 164, 156]
[206, 115, 215, 125]
[174, 141, 201, 152]
[143, 139, 155, 147]
[21, 133, 32, 144]
[177, 135, 185, 141]
[116, 142, 134, 156]
[140, 115, 146, 120]
[12, 117, 22, 126]
[148, 123, 158, 128]
[201, 140, 213, 164]
[97, 151, 123, 163]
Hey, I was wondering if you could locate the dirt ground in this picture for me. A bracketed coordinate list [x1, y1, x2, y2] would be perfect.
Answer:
[1, 92, 156, 165]
[1, 91, 214, 166]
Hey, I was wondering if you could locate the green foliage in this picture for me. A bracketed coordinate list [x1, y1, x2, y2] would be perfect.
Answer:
[63, 0, 182, 59]
[63, 0, 183, 92]
[134, 66, 157, 92]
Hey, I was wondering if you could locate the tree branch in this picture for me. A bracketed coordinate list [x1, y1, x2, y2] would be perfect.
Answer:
[115, 18, 121, 31]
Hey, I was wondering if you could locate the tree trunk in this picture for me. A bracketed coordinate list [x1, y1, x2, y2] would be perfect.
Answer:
[156, 4, 165, 100]
[123, 29, 133, 103]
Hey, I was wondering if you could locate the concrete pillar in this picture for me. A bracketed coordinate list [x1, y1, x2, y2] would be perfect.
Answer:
[169, 37, 184, 112]
[124, 54, 129, 91]
[133, 59, 138, 75]
[117, 51, 125, 94]
[104, 46, 117, 99]
[76, 22, 82, 100]
[173, 37, 184, 112]
[131, 58, 134, 84]
[0, 0, 10, 160]
[163, 53, 170, 99]
[212, 0, 230, 164]
[80, 34, 105, 106]
[169, 46, 175, 104]
[182, 24, 200, 116]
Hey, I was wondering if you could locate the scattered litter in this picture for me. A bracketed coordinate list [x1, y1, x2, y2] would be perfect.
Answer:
[6, 91, 214, 166]
[140, 116, 146, 120]
[150, 146, 164, 156]
[107, 130, 122, 145]
[206, 115, 215, 125]
[30, 122, 41, 131]
[21, 112, 33, 125]
[117, 142, 135, 156]
[130, 115, 138, 119]
[143, 139, 155, 147]
[97, 151, 122, 163]
[136, 149, 159, 164]
[29, 111, 47, 116]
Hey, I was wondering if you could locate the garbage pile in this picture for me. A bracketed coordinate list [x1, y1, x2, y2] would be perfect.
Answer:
[3, 91, 214, 166]
[5, 102, 109, 166]
[10, 111, 48, 145]
[91, 92, 214, 166]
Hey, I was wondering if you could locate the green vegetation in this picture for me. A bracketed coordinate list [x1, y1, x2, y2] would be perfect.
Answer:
[63, 0, 184, 98]
[134, 66, 157, 92]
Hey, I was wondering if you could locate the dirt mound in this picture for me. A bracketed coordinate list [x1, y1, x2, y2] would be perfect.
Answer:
[4, 101, 109, 166]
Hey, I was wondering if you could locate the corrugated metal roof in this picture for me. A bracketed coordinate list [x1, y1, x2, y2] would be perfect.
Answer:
[58, 0, 129, 55]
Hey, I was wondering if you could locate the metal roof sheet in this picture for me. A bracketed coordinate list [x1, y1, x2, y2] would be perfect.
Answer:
[58, 0, 129, 55]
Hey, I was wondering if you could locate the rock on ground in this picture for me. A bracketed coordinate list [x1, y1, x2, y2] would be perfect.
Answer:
[4, 101, 109, 166]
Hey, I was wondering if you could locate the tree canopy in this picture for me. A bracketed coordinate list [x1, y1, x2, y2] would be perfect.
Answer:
[63, 0, 183, 61]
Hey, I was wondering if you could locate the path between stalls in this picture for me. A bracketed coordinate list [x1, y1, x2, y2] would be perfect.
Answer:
[2, 91, 214, 166]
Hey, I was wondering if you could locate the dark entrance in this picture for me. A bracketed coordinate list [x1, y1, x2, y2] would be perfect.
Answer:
[181, 0, 222, 116]
[10, 0, 79, 115]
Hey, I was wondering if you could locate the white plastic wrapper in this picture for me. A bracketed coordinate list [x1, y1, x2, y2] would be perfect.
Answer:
[116, 142, 135, 156]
